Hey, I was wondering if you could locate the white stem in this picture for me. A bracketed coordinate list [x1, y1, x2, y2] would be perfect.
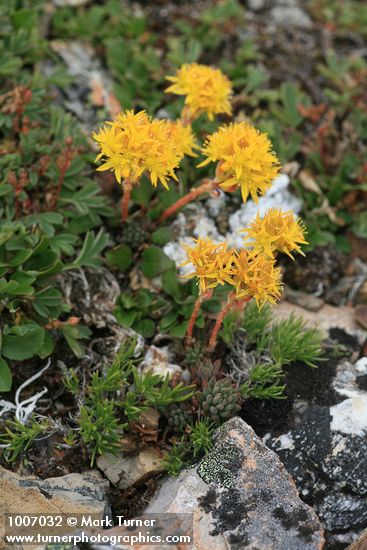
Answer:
[0, 360, 51, 424]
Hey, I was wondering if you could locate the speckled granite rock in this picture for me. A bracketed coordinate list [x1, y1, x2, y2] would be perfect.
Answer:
[146, 417, 324, 549]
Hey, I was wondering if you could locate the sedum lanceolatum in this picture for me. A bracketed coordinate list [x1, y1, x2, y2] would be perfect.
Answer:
[94, 63, 307, 352]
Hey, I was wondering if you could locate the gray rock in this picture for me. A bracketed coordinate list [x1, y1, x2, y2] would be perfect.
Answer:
[97, 447, 165, 489]
[0, 467, 110, 548]
[348, 528, 367, 549]
[0, 467, 109, 515]
[19, 471, 110, 513]
[270, 0, 312, 29]
[284, 287, 324, 312]
[325, 276, 356, 305]
[246, 0, 266, 11]
[147, 417, 324, 549]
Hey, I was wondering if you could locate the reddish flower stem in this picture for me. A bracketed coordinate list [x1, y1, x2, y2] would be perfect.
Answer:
[185, 290, 213, 346]
[51, 170, 66, 210]
[51, 143, 73, 210]
[15, 197, 21, 219]
[121, 179, 133, 222]
[207, 294, 251, 353]
[159, 179, 216, 223]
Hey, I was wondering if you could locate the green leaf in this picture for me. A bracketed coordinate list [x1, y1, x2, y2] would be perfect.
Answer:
[131, 177, 155, 205]
[24, 250, 63, 278]
[118, 293, 138, 309]
[152, 227, 173, 246]
[0, 278, 19, 295]
[66, 229, 109, 269]
[161, 268, 184, 300]
[0, 357, 12, 392]
[2, 324, 45, 360]
[244, 65, 267, 93]
[279, 82, 304, 128]
[11, 8, 39, 30]
[37, 331, 55, 359]
[133, 319, 156, 338]
[1, 236, 51, 269]
[140, 246, 174, 279]
[8, 272, 36, 296]
[160, 311, 178, 330]
[60, 325, 86, 358]
[135, 289, 155, 309]
[202, 297, 222, 313]
[335, 235, 351, 254]
[115, 309, 138, 327]
[25, 212, 64, 237]
[106, 244, 133, 270]
[50, 233, 78, 256]
[0, 184, 12, 197]
[33, 287, 66, 318]
[0, 56, 22, 76]
[307, 227, 335, 248]
[170, 322, 188, 338]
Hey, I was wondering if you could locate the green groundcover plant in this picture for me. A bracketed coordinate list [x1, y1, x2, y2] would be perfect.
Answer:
[0, 0, 342, 474]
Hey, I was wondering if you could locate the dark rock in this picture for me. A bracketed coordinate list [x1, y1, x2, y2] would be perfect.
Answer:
[318, 494, 367, 531]
[267, 403, 367, 547]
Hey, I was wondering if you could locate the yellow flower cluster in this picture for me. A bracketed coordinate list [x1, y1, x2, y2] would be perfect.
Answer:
[182, 237, 281, 307]
[92, 62, 308, 347]
[94, 66, 281, 212]
[166, 63, 232, 121]
[244, 208, 308, 259]
[183, 210, 307, 308]
[93, 110, 197, 189]
[181, 238, 235, 294]
[167, 120, 198, 158]
[198, 122, 280, 203]
[233, 249, 282, 307]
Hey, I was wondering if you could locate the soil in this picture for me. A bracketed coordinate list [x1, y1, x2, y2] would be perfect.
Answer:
[241, 327, 363, 438]
[282, 247, 347, 298]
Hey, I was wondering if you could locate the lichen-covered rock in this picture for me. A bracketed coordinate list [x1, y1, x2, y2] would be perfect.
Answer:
[146, 417, 324, 549]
